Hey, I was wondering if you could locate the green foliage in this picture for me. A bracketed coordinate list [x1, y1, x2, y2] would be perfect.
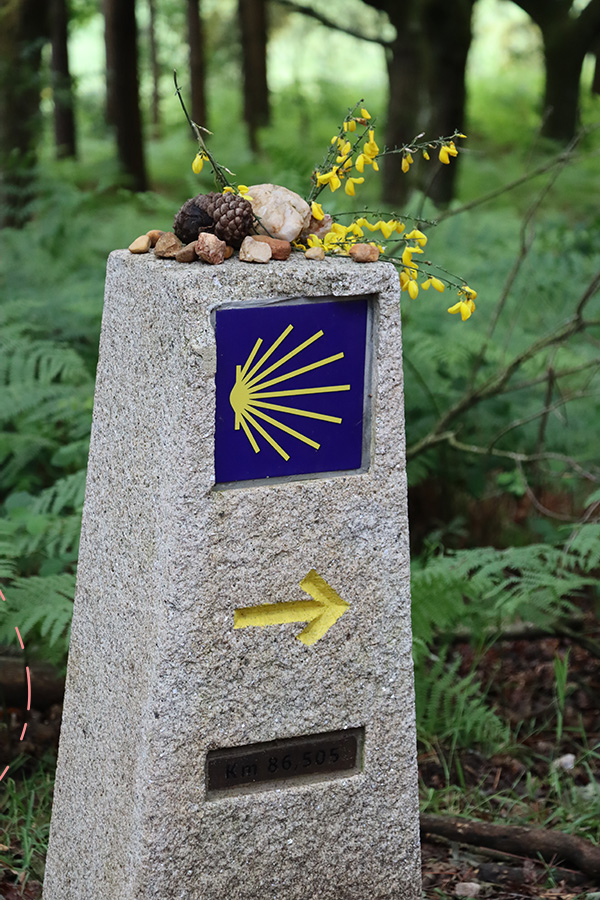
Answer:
[415, 649, 510, 752]
[411, 524, 599, 750]
[0, 755, 54, 887]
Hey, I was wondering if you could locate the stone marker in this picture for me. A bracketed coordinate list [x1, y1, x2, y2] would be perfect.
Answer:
[43, 252, 421, 900]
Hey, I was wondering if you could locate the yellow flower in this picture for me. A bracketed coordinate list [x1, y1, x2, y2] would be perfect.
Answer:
[431, 277, 445, 292]
[307, 234, 324, 249]
[317, 168, 342, 192]
[347, 119, 357, 132]
[361, 108, 371, 119]
[344, 176, 365, 196]
[405, 228, 427, 247]
[192, 152, 208, 174]
[460, 285, 477, 301]
[439, 141, 459, 165]
[311, 201, 325, 221]
[407, 280, 419, 300]
[423, 149, 430, 161]
[421, 278, 431, 290]
[447, 298, 476, 321]
[364, 130, 379, 159]
[401, 152, 414, 174]
[379, 219, 400, 239]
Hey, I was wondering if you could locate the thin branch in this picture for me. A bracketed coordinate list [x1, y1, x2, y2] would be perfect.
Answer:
[487, 388, 597, 452]
[270, 0, 392, 47]
[435, 132, 588, 224]
[469, 148, 577, 386]
[445, 436, 600, 483]
[406, 271, 600, 460]
[506, 357, 600, 394]
[173, 70, 232, 190]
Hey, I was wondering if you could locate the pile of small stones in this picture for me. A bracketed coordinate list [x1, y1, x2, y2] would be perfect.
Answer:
[127, 183, 380, 266]
[128, 230, 379, 266]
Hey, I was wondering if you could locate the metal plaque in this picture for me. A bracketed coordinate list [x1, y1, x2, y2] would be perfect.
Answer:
[214, 296, 371, 485]
[206, 727, 364, 796]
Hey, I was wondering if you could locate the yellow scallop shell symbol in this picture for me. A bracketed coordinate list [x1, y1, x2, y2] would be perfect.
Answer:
[229, 324, 350, 461]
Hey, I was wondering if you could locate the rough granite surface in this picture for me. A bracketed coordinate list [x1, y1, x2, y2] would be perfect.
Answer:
[42, 252, 421, 900]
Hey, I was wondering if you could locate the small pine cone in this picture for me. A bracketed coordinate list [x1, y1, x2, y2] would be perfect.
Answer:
[173, 197, 214, 245]
[210, 193, 254, 248]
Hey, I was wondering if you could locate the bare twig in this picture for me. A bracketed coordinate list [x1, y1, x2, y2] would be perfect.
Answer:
[488, 388, 597, 452]
[435, 131, 588, 224]
[173, 70, 232, 190]
[444, 435, 600, 483]
[270, 0, 392, 47]
[406, 271, 600, 460]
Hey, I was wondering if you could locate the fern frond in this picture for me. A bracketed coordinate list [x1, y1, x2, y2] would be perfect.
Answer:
[415, 650, 510, 752]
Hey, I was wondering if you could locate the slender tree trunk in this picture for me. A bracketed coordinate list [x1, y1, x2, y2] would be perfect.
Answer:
[50, 0, 76, 159]
[420, 0, 474, 205]
[103, 0, 147, 191]
[511, 0, 600, 142]
[0, 0, 47, 227]
[187, 0, 207, 128]
[380, 1, 425, 207]
[540, 21, 587, 140]
[148, 0, 160, 136]
[238, 0, 269, 152]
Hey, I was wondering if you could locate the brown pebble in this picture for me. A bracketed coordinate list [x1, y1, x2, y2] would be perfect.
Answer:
[349, 243, 380, 263]
[154, 232, 182, 258]
[146, 229, 164, 247]
[175, 241, 199, 263]
[128, 234, 151, 254]
[251, 235, 291, 260]
[195, 233, 226, 265]
[305, 246, 325, 261]
[239, 236, 271, 263]
[224, 245, 234, 259]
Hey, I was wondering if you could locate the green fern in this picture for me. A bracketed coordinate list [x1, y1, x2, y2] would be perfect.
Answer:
[0, 574, 75, 668]
[414, 649, 510, 752]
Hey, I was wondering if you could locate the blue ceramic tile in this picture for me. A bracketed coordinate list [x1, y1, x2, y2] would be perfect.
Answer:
[214, 297, 370, 484]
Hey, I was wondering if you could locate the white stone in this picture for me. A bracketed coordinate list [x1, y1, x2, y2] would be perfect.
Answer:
[239, 235, 272, 263]
[455, 883, 482, 898]
[248, 183, 311, 242]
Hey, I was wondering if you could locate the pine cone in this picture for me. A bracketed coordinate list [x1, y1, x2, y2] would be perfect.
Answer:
[173, 197, 214, 245]
[210, 193, 254, 248]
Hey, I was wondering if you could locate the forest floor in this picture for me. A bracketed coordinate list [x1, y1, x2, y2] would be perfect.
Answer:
[0, 599, 598, 899]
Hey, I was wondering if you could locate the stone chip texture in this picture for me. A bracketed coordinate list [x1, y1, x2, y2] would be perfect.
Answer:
[43, 253, 421, 900]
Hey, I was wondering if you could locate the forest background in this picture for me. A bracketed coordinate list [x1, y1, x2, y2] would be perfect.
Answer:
[1, 0, 600, 897]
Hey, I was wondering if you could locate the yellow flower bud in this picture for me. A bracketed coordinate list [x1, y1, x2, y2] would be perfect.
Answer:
[361, 108, 371, 119]
[431, 277, 445, 292]
[192, 152, 205, 174]
[408, 280, 419, 300]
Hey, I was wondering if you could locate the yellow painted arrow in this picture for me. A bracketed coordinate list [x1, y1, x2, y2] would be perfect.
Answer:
[233, 570, 349, 646]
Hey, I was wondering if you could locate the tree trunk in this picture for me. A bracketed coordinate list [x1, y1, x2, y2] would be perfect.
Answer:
[148, 0, 161, 136]
[0, 0, 47, 228]
[511, 0, 600, 142]
[540, 21, 587, 140]
[103, 0, 147, 191]
[187, 0, 207, 129]
[50, 0, 76, 159]
[238, 0, 269, 152]
[420, 0, 474, 206]
[380, 1, 425, 207]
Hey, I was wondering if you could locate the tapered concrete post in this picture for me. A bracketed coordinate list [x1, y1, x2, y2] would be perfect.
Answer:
[43, 252, 420, 900]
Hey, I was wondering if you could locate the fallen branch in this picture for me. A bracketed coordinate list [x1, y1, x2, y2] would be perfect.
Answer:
[420, 813, 600, 880]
